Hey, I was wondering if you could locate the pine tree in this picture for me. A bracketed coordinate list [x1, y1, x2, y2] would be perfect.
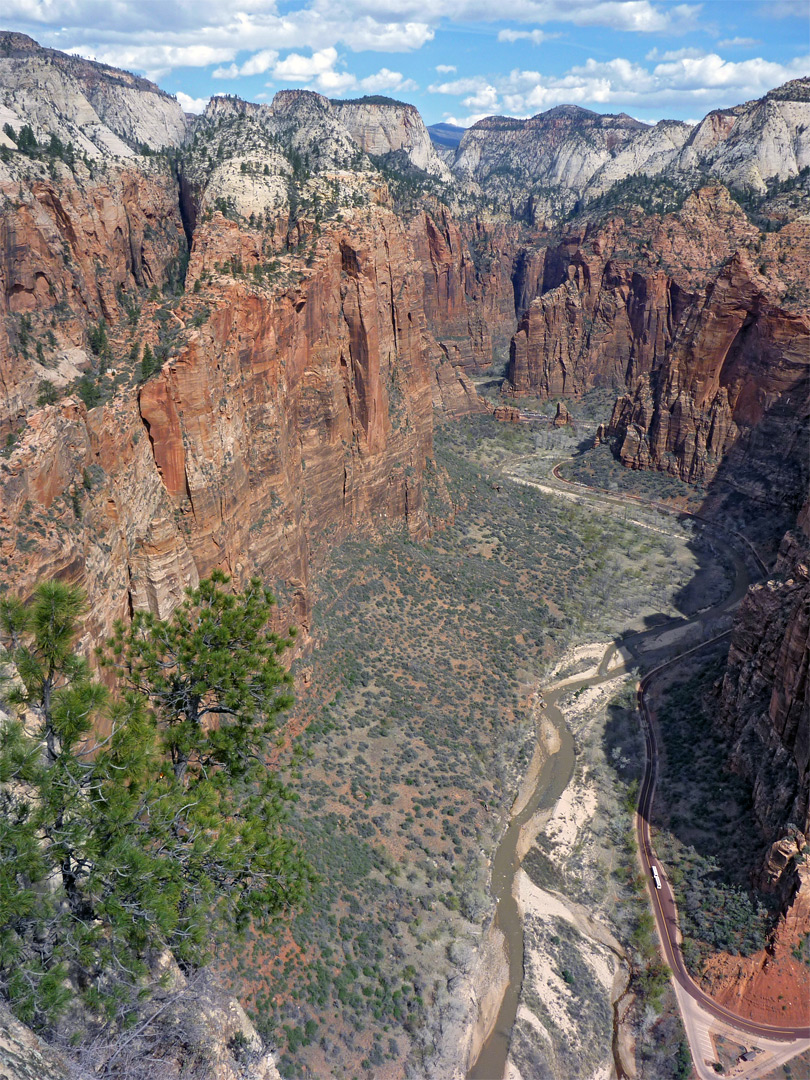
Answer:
[140, 342, 156, 380]
[0, 573, 311, 1030]
[104, 570, 312, 965]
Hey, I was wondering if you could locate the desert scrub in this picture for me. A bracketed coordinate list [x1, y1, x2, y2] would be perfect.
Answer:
[217, 413, 720, 1078]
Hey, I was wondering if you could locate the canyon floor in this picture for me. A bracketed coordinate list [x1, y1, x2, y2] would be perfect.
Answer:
[205, 393, 796, 1080]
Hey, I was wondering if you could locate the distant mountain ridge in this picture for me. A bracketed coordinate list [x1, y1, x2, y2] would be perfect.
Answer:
[0, 32, 807, 216]
[0, 30, 186, 156]
[427, 122, 465, 149]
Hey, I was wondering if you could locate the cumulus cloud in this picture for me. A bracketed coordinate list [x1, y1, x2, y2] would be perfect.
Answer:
[272, 46, 338, 81]
[3, 0, 707, 86]
[68, 42, 235, 80]
[213, 49, 279, 79]
[308, 0, 700, 35]
[360, 67, 418, 92]
[645, 46, 706, 61]
[461, 84, 500, 110]
[428, 75, 492, 94]
[261, 48, 418, 96]
[435, 63, 457, 73]
[429, 49, 810, 116]
[316, 69, 359, 93]
[175, 91, 210, 114]
[444, 112, 494, 127]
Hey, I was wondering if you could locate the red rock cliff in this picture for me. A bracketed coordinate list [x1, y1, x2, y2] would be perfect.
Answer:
[0, 163, 186, 430]
[607, 251, 809, 494]
[505, 187, 761, 397]
[0, 203, 447, 644]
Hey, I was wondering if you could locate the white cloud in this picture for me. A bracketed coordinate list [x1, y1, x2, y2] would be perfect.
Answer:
[68, 42, 235, 80]
[264, 50, 418, 96]
[462, 84, 500, 110]
[758, 1, 808, 15]
[2, 0, 706, 89]
[646, 46, 706, 61]
[435, 63, 457, 73]
[444, 112, 494, 127]
[317, 69, 359, 92]
[498, 28, 559, 44]
[717, 37, 760, 48]
[175, 91, 210, 114]
[213, 48, 279, 78]
[428, 49, 810, 117]
[272, 46, 338, 81]
[428, 75, 490, 94]
[310, 1, 700, 35]
[360, 67, 418, 92]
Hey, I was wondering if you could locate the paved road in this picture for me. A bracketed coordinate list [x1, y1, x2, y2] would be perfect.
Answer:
[549, 462, 769, 578]
[540, 461, 810, 1042]
[636, 653, 810, 1042]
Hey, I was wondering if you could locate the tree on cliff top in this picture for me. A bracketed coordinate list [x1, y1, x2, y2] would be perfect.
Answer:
[0, 573, 312, 1030]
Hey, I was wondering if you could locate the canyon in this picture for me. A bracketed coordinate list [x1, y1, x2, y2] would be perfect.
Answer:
[0, 32, 808, 1080]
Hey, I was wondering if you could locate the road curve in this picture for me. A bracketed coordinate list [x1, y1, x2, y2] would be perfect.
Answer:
[549, 462, 769, 578]
[548, 460, 810, 1042]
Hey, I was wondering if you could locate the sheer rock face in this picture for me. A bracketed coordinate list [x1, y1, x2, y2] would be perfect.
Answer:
[710, 507, 810, 990]
[0, 206, 444, 641]
[452, 105, 652, 204]
[677, 79, 810, 193]
[449, 78, 810, 219]
[720, 506, 810, 866]
[0, 31, 187, 157]
[406, 209, 544, 372]
[334, 101, 451, 180]
[0, 165, 186, 430]
[505, 186, 763, 400]
[606, 254, 809, 493]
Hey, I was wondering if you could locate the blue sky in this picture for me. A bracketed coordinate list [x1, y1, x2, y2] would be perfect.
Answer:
[3, 1, 809, 126]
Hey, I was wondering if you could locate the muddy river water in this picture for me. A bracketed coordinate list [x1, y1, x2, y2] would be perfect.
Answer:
[467, 651, 622, 1080]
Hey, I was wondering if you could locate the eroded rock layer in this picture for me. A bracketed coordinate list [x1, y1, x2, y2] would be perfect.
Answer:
[0, 206, 451, 645]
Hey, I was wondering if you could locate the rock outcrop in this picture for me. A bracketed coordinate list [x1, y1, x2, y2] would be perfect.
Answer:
[334, 98, 451, 180]
[406, 209, 543, 372]
[448, 78, 810, 221]
[719, 504, 810, 887]
[505, 186, 761, 398]
[0, 31, 186, 157]
[0, 1002, 70, 1080]
[0, 204, 446, 642]
[0, 158, 186, 430]
[607, 252, 809, 493]
[452, 106, 655, 220]
[676, 78, 810, 194]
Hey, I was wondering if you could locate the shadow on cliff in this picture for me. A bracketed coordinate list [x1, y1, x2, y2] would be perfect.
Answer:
[598, 384, 810, 928]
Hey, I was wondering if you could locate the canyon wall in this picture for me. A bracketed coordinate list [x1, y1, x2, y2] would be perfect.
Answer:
[505, 185, 762, 398]
[720, 503, 810, 888]
[406, 207, 544, 372]
[0, 198, 453, 648]
[606, 251, 809, 493]
[0, 162, 186, 430]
